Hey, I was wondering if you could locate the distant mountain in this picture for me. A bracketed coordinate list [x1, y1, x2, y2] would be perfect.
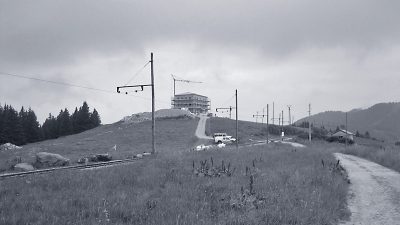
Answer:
[296, 102, 400, 141]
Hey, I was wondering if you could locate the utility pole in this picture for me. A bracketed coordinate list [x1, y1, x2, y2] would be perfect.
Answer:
[117, 52, 156, 154]
[281, 110, 284, 140]
[266, 104, 269, 144]
[272, 101, 275, 125]
[308, 103, 311, 142]
[235, 89, 238, 149]
[345, 112, 348, 148]
[287, 105, 292, 125]
[151, 53, 155, 154]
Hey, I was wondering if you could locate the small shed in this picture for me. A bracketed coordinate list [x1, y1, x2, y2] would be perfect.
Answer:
[332, 129, 354, 141]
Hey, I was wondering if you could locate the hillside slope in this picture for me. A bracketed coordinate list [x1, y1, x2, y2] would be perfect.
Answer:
[0, 115, 198, 172]
[296, 102, 400, 141]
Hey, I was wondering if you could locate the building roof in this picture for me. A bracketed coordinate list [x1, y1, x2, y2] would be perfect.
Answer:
[175, 92, 208, 98]
[333, 129, 355, 136]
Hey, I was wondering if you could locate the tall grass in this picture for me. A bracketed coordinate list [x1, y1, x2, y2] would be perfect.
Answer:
[0, 144, 349, 225]
[343, 144, 400, 172]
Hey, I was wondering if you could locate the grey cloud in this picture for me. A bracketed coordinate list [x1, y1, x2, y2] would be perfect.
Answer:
[1, 0, 400, 68]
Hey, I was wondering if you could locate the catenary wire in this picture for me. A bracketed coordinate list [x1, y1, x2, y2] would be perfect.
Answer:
[0, 71, 171, 106]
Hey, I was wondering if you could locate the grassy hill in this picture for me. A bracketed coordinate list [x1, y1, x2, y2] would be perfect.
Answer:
[296, 102, 400, 142]
[0, 117, 199, 172]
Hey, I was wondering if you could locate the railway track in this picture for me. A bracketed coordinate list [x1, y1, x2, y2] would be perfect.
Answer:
[0, 158, 142, 179]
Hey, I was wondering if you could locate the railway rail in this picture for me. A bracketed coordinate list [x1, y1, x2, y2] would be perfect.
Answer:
[0, 157, 144, 179]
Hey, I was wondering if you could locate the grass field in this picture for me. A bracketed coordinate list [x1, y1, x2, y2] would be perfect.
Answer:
[343, 143, 400, 173]
[0, 117, 199, 172]
[0, 143, 349, 225]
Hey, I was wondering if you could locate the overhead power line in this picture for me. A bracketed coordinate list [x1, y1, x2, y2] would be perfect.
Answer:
[0, 71, 170, 105]
[0, 71, 115, 94]
[123, 61, 151, 86]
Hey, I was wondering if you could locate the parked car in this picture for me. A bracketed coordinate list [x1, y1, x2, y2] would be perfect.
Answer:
[213, 133, 236, 144]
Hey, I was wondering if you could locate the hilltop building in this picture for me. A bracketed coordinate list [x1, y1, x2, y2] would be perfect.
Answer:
[171, 92, 210, 114]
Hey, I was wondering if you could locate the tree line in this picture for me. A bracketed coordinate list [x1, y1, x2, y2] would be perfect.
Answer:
[0, 101, 101, 145]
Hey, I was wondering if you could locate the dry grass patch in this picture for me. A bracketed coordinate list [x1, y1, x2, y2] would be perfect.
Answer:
[342, 144, 400, 172]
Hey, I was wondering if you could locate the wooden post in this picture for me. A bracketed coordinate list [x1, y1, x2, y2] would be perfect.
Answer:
[235, 89, 238, 149]
[151, 53, 155, 154]
[308, 103, 311, 142]
[266, 104, 269, 144]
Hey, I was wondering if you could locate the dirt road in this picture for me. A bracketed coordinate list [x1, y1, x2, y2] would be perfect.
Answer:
[195, 115, 212, 140]
[335, 153, 400, 225]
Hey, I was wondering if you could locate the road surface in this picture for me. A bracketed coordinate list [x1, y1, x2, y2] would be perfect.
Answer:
[335, 153, 400, 225]
[195, 115, 212, 140]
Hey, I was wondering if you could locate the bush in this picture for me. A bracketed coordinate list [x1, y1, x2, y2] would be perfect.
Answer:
[326, 136, 354, 145]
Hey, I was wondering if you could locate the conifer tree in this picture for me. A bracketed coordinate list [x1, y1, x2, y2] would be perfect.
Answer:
[25, 108, 41, 142]
[75, 101, 92, 132]
[71, 107, 79, 133]
[57, 108, 72, 136]
[90, 108, 101, 128]
[42, 114, 58, 139]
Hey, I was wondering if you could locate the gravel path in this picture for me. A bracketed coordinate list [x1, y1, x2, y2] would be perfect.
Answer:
[195, 115, 212, 140]
[335, 153, 400, 225]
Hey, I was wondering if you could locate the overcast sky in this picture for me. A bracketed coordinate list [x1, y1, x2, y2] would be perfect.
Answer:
[1, 0, 400, 124]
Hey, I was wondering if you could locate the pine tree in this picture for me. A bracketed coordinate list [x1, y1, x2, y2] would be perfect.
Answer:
[42, 114, 58, 139]
[71, 107, 79, 133]
[2, 105, 22, 145]
[25, 108, 41, 142]
[75, 101, 92, 133]
[90, 108, 101, 128]
[17, 107, 28, 144]
[57, 108, 72, 136]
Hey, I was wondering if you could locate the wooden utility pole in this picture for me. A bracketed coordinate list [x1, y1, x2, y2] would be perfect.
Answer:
[235, 89, 238, 149]
[345, 112, 348, 148]
[308, 103, 311, 142]
[272, 102, 275, 125]
[287, 105, 292, 125]
[151, 53, 155, 154]
[266, 104, 269, 144]
[281, 110, 284, 140]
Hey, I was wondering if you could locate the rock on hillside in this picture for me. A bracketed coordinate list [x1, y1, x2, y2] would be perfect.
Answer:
[14, 163, 35, 172]
[0, 143, 22, 151]
[35, 152, 70, 168]
[122, 109, 195, 124]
